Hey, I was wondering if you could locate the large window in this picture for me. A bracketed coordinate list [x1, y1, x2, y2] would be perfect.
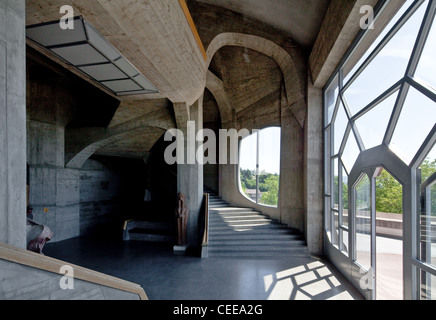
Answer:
[324, 0, 436, 300]
[239, 127, 281, 207]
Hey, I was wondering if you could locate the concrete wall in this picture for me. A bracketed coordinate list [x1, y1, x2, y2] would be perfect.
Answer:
[27, 118, 81, 242]
[0, 0, 27, 248]
[79, 158, 123, 237]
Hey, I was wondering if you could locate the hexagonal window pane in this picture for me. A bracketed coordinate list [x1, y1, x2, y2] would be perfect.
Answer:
[355, 174, 372, 271]
[415, 14, 436, 91]
[342, 130, 360, 174]
[390, 87, 436, 164]
[343, 2, 427, 116]
[355, 91, 398, 150]
[333, 102, 349, 155]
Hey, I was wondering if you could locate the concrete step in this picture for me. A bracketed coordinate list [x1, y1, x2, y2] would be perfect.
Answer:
[209, 233, 303, 241]
[210, 211, 264, 217]
[205, 194, 310, 259]
[207, 250, 311, 259]
[210, 204, 231, 208]
[209, 207, 256, 212]
[208, 228, 298, 237]
[209, 239, 307, 247]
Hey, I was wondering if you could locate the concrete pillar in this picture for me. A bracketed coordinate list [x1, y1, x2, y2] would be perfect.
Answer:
[280, 103, 305, 231]
[175, 97, 204, 249]
[279, 82, 305, 232]
[0, 0, 27, 248]
[304, 77, 324, 255]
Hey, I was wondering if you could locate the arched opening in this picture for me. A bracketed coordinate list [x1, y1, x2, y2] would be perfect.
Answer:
[239, 127, 281, 208]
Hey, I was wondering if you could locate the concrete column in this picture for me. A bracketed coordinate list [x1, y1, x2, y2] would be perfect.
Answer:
[279, 82, 305, 232]
[175, 97, 204, 249]
[280, 104, 305, 231]
[304, 77, 324, 255]
[0, 0, 27, 248]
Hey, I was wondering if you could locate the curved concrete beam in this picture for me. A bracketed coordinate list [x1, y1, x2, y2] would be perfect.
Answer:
[206, 32, 306, 128]
[26, 0, 206, 106]
[65, 108, 176, 169]
[206, 71, 233, 129]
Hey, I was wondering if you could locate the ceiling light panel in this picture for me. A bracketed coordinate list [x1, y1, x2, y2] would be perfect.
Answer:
[26, 16, 159, 95]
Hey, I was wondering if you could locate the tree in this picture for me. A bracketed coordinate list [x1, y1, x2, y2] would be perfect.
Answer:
[420, 158, 436, 215]
[376, 169, 403, 214]
[260, 175, 279, 206]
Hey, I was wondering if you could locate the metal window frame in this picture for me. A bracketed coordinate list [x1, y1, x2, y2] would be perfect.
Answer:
[323, 0, 436, 300]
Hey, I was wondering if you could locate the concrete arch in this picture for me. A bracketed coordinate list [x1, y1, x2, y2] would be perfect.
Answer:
[65, 108, 176, 169]
[206, 32, 306, 128]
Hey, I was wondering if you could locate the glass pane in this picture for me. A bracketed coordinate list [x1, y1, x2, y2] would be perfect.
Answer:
[79, 63, 127, 81]
[342, 167, 349, 228]
[239, 133, 258, 202]
[333, 211, 339, 246]
[85, 22, 121, 61]
[390, 87, 436, 164]
[333, 102, 349, 155]
[101, 79, 142, 93]
[419, 144, 436, 267]
[343, 0, 416, 83]
[354, 91, 397, 150]
[420, 270, 436, 300]
[333, 158, 339, 210]
[355, 174, 372, 270]
[415, 13, 436, 91]
[342, 130, 360, 174]
[343, 3, 427, 116]
[52, 43, 108, 66]
[324, 128, 331, 195]
[26, 18, 87, 47]
[341, 229, 349, 255]
[259, 128, 281, 207]
[325, 75, 339, 127]
[325, 199, 332, 233]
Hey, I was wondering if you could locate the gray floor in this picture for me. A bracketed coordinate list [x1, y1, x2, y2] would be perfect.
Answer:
[44, 237, 363, 300]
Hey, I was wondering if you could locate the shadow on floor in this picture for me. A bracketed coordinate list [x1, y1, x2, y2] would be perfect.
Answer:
[44, 237, 363, 300]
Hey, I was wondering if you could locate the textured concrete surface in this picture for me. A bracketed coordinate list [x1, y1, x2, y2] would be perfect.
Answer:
[0, 258, 140, 300]
[196, 0, 329, 48]
[0, 0, 27, 248]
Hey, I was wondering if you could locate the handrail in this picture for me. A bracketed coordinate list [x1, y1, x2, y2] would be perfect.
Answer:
[0, 242, 148, 300]
[201, 193, 209, 248]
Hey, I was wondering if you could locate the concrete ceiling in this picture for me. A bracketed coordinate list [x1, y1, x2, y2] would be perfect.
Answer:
[196, 0, 330, 48]
[25, 0, 328, 163]
[25, 0, 207, 105]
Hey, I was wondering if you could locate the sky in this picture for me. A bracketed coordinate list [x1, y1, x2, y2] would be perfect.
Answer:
[239, 127, 281, 175]
[335, 0, 436, 167]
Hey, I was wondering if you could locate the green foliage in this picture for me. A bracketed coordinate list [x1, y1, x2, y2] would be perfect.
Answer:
[239, 169, 279, 206]
[420, 159, 436, 215]
[376, 170, 403, 214]
[260, 175, 279, 206]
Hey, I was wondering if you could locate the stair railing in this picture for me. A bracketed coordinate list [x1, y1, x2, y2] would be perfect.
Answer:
[201, 193, 209, 258]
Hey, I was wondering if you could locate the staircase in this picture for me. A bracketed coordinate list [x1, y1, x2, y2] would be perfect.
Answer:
[205, 190, 311, 259]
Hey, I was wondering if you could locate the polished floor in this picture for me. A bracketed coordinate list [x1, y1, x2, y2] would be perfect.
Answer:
[44, 237, 363, 300]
